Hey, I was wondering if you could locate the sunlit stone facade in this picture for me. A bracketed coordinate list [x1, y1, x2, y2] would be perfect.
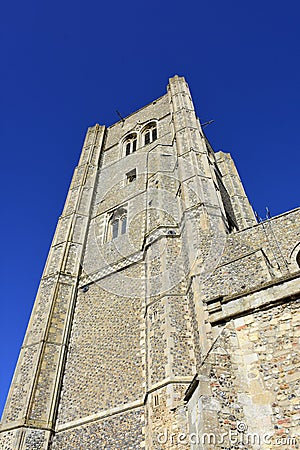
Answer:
[1, 76, 299, 449]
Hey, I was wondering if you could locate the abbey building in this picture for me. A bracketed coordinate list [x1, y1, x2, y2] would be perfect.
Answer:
[1, 76, 299, 449]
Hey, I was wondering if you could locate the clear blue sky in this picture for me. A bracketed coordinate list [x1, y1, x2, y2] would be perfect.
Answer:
[0, 0, 299, 416]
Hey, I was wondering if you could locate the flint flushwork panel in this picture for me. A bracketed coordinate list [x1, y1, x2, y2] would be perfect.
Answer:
[56, 268, 144, 425]
[52, 408, 144, 449]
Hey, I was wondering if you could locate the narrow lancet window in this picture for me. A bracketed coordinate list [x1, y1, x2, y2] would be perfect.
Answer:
[143, 123, 157, 146]
[121, 216, 127, 234]
[107, 206, 128, 241]
[124, 133, 137, 156]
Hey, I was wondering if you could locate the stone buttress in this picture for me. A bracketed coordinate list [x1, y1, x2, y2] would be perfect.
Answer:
[0, 126, 105, 449]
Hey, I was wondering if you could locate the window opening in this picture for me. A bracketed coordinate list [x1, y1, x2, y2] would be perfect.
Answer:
[143, 123, 157, 146]
[152, 310, 158, 321]
[124, 134, 137, 156]
[126, 168, 137, 184]
[152, 127, 157, 141]
[107, 206, 127, 241]
[121, 216, 127, 235]
[145, 130, 150, 145]
[112, 220, 119, 239]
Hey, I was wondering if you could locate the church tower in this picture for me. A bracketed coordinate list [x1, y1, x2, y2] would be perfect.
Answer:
[1, 76, 299, 450]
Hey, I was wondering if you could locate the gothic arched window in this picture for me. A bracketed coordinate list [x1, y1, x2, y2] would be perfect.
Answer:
[107, 206, 127, 241]
[143, 123, 157, 146]
[124, 133, 137, 156]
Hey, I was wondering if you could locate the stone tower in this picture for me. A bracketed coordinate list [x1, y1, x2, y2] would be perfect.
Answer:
[1, 76, 299, 450]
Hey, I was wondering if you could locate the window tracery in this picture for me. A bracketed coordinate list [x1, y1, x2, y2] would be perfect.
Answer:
[143, 123, 157, 145]
[107, 206, 127, 241]
[124, 134, 137, 156]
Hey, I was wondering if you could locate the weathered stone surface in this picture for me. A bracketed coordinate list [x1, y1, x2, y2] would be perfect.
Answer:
[1, 75, 299, 449]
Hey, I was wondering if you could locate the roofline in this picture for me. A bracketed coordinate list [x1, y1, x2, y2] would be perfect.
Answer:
[107, 93, 168, 129]
[235, 206, 300, 234]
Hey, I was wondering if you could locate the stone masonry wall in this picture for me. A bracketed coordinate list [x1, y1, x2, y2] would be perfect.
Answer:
[185, 206, 300, 450]
[52, 408, 145, 449]
[55, 264, 145, 426]
[200, 208, 300, 306]
[2, 76, 298, 450]
[187, 298, 300, 449]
